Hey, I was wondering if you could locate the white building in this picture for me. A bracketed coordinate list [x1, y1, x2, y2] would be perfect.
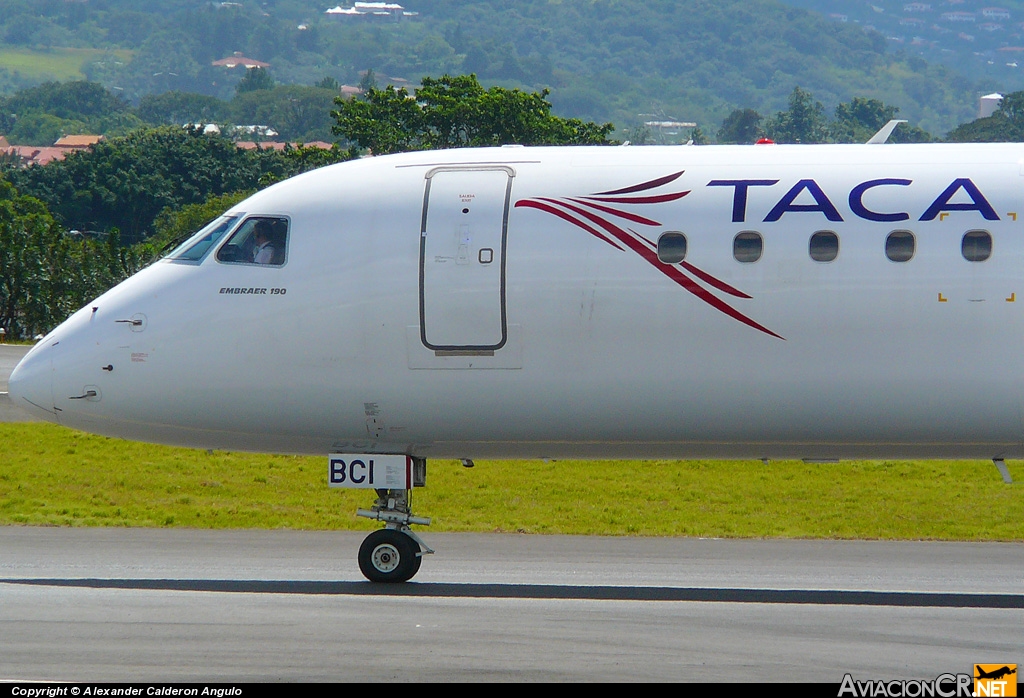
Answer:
[325, 3, 416, 19]
[979, 93, 1003, 118]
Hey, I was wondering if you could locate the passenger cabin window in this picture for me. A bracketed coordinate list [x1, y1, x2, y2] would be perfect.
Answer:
[164, 215, 239, 262]
[885, 230, 915, 263]
[962, 230, 992, 262]
[216, 217, 289, 266]
[809, 231, 839, 262]
[733, 231, 763, 263]
[657, 231, 687, 263]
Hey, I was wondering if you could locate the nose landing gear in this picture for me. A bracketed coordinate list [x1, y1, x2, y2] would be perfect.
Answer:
[329, 454, 433, 583]
[357, 486, 433, 583]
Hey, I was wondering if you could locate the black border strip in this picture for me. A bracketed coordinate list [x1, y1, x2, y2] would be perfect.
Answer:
[5, 579, 1023, 607]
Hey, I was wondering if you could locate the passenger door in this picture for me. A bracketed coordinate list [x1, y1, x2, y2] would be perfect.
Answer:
[419, 166, 513, 352]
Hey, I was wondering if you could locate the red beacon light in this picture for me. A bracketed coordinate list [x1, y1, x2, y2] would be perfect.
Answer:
[755, 137, 776, 145]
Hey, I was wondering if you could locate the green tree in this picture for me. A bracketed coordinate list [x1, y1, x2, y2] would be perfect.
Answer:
[832, 98, 933, 143]
[0, 178, 134, 339]
[2, 81, 129, 121]
[7, 113, 87, 146]
[888, 123, 933, 144]
[236, 67, 275, 95]
[0, 80, 137, 144]
[358, 69, 378, 93]
[689, 126, 710, 145]
[717, 108, 762, 144]
[101, 10, 158, 48]
[333, 74, 615, 155]
[946, 114, 1020, 143]
[137, 91, 227, 126]
[229, 85, 339, 141]
[763, 87, 831, 144]
[332, 83, 427, 155]
[946, 91, 1024, 142]
[117, 30, 211, 99]
[92, 112, 148, 138]
[996, 92, 1024, 123]
[257, 143, 352, 188]
[8, 126, 290, 245]
[315, 76, 340, 91]
[622, 123, 654, 145]
[832, 97, 898, 143]
[147, 190, 254, 257]
[0, 178, 57, 338]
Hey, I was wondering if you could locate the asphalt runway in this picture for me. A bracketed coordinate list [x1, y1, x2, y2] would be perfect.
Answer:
[0, 529, 1021, 682]
[1, 343, 1021, 681]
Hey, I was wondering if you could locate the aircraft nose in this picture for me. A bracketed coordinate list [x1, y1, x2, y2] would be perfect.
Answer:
[8, 343, 58, 422]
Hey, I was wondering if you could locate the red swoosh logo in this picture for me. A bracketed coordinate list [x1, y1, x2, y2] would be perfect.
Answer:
[514, 172, 783, 340]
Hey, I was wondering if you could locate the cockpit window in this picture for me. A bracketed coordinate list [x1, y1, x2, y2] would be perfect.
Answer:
[216, 216, 289, 266]
[164, 215, 241, 262]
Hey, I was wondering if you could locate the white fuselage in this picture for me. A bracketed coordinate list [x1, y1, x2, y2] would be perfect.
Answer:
[10, 144, 1024, 459]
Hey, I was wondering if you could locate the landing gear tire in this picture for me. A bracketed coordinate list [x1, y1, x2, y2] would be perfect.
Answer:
[358, 528, 422, 583]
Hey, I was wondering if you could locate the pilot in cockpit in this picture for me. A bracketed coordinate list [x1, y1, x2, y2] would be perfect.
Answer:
[251, 220, 277, 264]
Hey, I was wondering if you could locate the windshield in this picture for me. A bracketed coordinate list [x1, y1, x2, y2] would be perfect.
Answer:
[163, 215, 240, 262]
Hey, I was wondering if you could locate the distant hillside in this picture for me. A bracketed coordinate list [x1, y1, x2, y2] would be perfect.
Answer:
[783, 0, 1024, 96]
[419, 0, 981, 134]
[0, 0, 991, 135]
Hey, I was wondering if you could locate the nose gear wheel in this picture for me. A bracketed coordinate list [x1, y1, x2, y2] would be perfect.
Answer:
[358, 528, 422, 583]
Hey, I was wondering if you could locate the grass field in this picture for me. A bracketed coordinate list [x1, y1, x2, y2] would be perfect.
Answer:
[0, 48, 132, 82]
[0, 422, 1021, 539]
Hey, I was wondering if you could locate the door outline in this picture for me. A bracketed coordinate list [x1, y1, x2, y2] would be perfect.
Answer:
[419, 165, 515, 352]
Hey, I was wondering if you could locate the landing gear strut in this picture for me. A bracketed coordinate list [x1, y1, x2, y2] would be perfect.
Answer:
[357, 483, 433, 583]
